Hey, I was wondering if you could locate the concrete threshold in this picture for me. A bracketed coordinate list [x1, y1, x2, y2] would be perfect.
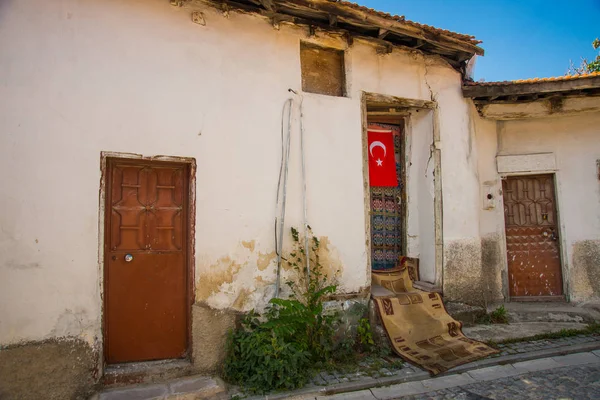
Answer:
[245, 340, 600, 400]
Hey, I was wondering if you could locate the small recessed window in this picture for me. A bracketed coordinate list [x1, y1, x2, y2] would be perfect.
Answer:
[300, 42, 346, 97]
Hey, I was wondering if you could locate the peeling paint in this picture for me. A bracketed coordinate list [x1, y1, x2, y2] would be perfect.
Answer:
[315, 236, 344, 281]
[241, 240, 256, 253]
[231, 288, 252, 310]
[195, 256, 242, 302]
[257, 251, 276, 271]
[254, 275, 270, 284]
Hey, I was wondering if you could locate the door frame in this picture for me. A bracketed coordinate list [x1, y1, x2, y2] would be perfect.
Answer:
[99, 152, 196, 367]
[360, 92, 442, 286]
[365, 117, 408, 259]
[499, 171, 569, 301]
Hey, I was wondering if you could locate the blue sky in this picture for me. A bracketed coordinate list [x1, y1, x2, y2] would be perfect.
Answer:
[358, 0, 600, 82]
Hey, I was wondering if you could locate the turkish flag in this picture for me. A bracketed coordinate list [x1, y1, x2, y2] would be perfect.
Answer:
[368, 129, 397, 187]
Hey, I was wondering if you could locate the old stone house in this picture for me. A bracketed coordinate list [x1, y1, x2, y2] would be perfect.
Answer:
[0, 0, 599, 398]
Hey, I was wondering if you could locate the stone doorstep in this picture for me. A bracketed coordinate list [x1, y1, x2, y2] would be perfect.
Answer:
[93, 376, 227, 400]
[486, 302, 600, 324]
[243, 341, 600, 400]
[102, 359, 195, 387]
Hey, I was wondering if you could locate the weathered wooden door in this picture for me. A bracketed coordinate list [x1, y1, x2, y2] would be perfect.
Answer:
[105, 159, 189, 363]
[502, 175, 563, 300]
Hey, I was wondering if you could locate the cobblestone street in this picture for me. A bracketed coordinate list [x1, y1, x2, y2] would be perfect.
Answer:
[312, 350, 600, 400]
[305, 334, 600, 388]
[399, 363, 600, 400]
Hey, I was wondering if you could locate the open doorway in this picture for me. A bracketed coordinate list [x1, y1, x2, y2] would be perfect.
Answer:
[367, 117, 406, 272]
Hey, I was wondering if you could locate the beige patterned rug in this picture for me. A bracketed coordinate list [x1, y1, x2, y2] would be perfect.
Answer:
[372, 259, 498, 375]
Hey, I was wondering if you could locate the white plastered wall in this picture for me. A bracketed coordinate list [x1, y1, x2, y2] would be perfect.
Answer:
[406, 111, 436, 283]
[0, 0, 478, 345]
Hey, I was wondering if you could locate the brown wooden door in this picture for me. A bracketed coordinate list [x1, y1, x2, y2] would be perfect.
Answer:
[502, 174, 563, 299]
[105, 159, 189, 363]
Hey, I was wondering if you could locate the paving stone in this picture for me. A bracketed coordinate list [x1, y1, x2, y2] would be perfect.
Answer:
[371, 381, 427, 399]
[99, 384, 169, 400]
[326, 376, 379, 394]
[512, 357, 561, 372]
[316, 389, 377, 399]
[552, 351, 600, 366]
[420, 373, 476, 391]
[167, 376, 224, 396]
[466, 364, 520, 381]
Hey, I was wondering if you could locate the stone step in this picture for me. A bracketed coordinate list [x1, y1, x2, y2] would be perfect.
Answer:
[463, 321, 591, 342]
[444, 302, 487, 326]
[91, 375, 227, 400]
[102, 359, 194, 387]
[487, 302, 600, 324]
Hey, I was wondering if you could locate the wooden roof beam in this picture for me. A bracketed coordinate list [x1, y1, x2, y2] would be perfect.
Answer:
[272, 0, 484, 56]
[378, 28, 390, 39]
[258, 0, 275, 11]
[328, 14, 337, 27]
[463, 75, 600, 98]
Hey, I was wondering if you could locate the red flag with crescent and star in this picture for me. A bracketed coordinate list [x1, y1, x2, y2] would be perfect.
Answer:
[368, 129, 397, 187]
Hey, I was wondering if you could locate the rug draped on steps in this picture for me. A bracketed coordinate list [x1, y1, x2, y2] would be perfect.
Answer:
[371, 259, 498, 375]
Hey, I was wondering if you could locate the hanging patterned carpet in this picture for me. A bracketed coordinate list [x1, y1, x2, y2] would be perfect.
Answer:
[372, 259, 498, 375]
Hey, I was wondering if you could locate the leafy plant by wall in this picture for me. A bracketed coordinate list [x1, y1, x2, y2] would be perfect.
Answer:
[223, 227, 338, 394]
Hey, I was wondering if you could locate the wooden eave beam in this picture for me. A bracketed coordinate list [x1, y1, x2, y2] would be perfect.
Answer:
[201, 0, 475, 69]
[272, 0, 484, 56]
[462, 76, 600, 98]
[378, 28, 390, 39]
[258, 0, 275, 10]
[328, 14, 337, 27]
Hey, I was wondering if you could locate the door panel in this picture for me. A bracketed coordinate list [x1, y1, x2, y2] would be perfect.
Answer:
[502, 175, 563, 298]
[105, 160, 188, 363]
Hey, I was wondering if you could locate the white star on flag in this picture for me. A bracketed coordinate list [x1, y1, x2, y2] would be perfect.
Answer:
[376, 158, 383, 166]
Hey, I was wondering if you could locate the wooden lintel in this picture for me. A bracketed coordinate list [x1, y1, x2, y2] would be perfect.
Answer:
[367, 111, 411, 117]
[364, 92, 436, 109]
[378, 28, 390, 39]
[463, 75, 600, 98]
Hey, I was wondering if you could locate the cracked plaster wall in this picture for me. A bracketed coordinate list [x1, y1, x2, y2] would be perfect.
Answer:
[0, 0, 477, 357]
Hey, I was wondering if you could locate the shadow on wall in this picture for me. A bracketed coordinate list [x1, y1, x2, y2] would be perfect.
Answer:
[572, 240, 600, 301]
[0, 338, 97, 400]
[443, 238, 485, 307]
[481, 233, 506, 303]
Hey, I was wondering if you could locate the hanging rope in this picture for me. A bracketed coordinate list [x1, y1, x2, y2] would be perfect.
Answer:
[298, 95, 310, 286]
[274, 97, 293, 298]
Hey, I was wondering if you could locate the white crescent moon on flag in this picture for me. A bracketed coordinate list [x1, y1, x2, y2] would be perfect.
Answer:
[369, 141, 386, 158]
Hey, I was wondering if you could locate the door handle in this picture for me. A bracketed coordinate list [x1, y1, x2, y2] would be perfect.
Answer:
[124, 254, 134, 262]
[550, 229, 558, 241]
